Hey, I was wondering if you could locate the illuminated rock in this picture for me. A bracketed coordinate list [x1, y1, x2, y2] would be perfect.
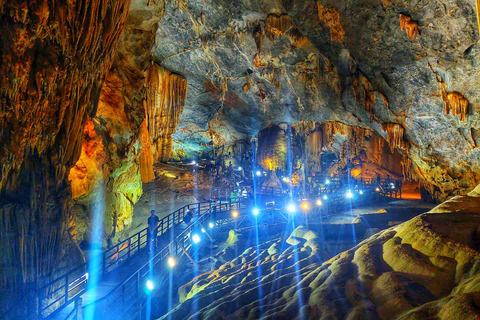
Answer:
[161, 187, 480, 320]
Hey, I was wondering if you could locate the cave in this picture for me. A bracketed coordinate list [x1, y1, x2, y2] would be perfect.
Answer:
[2, 0, 480, 319]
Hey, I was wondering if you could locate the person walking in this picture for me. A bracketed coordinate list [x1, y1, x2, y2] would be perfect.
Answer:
[148, 210, 160, 252]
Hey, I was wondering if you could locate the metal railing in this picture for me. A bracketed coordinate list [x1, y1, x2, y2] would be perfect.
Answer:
[36, 201, 217, 319]
[79, 200, 245, 320]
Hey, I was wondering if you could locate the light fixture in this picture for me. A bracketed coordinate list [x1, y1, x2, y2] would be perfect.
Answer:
[323, 195, 328, 200]
[201, 228, 206, 233]
[376, 187, 380, 192]
[232, 211, 239, 218]
[301, 202, 309, 210]
[167, 257, 176, 268]
[316, 199, 322, 206]
[146, 280, 154, 291]
[287, 204, 296, 213]
[346, 191, 354, 199]
[208, 222, 214, 229]
[192, 234, 201, 244]
[256, 171, 261, 176]
[325, 179, 330, 184]
[359, 190, 363, 195]
[192, 160, 196, 165]
[253, 208, 259, 215]
[238, 166, 242, 170]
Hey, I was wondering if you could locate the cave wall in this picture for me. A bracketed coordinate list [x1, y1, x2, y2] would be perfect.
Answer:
[150, 0, 480, 201]
[281, 0, 480, 200]
[68, 0, 165, 243]
[256, 121, 404, 181]
[0, 0, 131, 292]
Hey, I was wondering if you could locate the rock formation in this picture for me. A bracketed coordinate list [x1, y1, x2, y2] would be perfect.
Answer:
[0, 0, 130, 292]
[161, 187, 480, 320]
[67, 0, 165, 244]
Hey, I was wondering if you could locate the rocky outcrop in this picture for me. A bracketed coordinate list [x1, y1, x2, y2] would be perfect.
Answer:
[68, 0, 165, 243]
[160, 186, 480, 320]
[0, 0, 130, 291]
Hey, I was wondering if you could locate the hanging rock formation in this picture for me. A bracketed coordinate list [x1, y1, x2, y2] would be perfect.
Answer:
[68, 0, 165, 243]
[0, 0, 130, 295]
[146, 62, 188, 162]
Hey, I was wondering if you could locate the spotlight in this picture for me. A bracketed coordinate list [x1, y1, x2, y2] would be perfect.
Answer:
[256, 171, 261, 176]
[346, 191, 354, 199]
[287, 203, 296, 213]
[359, 190, 363, 195]
[167, 257, 176, 268]
[316, 199, 322, 206]
[323, 195, 328, 200]
[192, 234, 201, 244]
[232, 211, 239, 218]
[301, 202, 309, 210]
[208, 222, 214, 229]
[325, 179, 330, 184]
[253, 208, 259, 215]
[146, 280, 154, 291]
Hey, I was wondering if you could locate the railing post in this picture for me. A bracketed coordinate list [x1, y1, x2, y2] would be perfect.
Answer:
[137, 232, 141, 251]
[64, 276, 69, 305]
[75, 298, 83, 320]
[127, 239, 131, 259]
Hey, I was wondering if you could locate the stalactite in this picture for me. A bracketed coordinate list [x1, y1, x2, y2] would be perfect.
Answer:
[0, 0, 130, 292]
[382, 123, 405, 152]
[316, 2, 345, 42]
[263, 13, 308, 46]
[353, 75, 388, 122]
[265, 13, 294, 40]
[401, 154, 417, 181]
[139, 116, 155, 183]
[146, 62, 188, 162]
[253, 24, 264, 53]
[321, 121, 348, 148]
[400, 14, 418, 39]
[253, 53, 268, 68]
[440, 82, 468, 121]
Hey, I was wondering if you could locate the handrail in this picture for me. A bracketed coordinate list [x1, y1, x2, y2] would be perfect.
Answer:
[82, 200, 244, 320]
[33, 177, 399, 319]
[37, 201, 215, 319]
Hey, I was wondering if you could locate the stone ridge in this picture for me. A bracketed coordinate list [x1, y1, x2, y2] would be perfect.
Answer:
[161, 194, 480, 319]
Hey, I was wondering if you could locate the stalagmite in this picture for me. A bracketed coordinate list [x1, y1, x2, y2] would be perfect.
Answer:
[146, 62, 188, 162]
[382, 123, 405, 152]
[400, 14, 418, 39]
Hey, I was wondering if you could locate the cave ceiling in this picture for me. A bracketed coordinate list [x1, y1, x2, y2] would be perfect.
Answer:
[150, 0, 480, 200]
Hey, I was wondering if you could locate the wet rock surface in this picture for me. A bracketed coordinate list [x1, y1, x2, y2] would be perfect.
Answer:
[159, 189, 480, 320]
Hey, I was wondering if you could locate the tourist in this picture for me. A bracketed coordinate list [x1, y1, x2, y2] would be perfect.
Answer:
[148, 209, 160, 252]
[183, 209, 193, 225]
